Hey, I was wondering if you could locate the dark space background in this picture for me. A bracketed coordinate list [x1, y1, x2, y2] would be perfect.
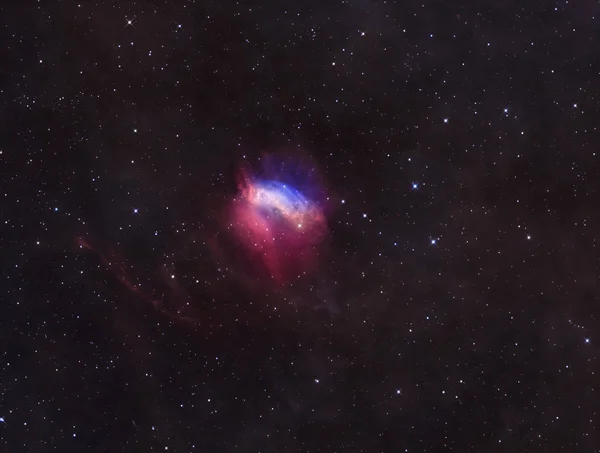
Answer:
[1, 0, 600, 451]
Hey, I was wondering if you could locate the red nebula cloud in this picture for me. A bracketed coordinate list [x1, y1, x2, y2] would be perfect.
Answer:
[227, 151, 330, 284]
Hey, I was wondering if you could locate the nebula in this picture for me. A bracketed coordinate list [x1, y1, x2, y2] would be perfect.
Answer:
[228, 151, 330, 283]
[76, 150, 335, 328]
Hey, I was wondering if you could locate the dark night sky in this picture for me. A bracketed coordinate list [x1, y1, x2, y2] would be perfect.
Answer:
[1, 0, 600, 451]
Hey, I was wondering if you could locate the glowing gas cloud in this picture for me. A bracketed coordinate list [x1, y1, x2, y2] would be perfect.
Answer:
[76, 150, 334, 328]
[228, 151, 330, 283]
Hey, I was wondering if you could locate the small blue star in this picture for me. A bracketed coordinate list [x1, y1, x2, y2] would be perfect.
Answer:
[133, 208, 139, 214]
[585, 338, 590, 344]
[411, 182, 419, 190]
[54, 207, 58, 212]
[431, 239, 437, 245]
[0, 417, 5, 424]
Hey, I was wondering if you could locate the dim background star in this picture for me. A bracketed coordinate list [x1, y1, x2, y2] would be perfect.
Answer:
[0, 0, 599, 451]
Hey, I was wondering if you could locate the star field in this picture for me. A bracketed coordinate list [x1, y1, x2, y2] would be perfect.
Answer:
[1, 0, 600, 451]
